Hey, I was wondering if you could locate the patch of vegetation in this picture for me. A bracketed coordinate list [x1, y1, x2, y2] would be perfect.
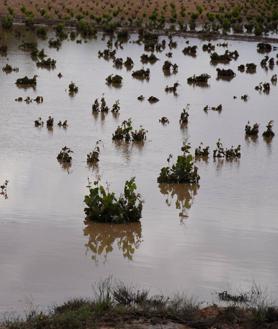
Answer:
[15, 75, 37, 88]
[36, 57, 56, 69]
[87, 140, 102, 166]
[2, 64, 19, 73]
[1, 14, 13, 30]
[195, 143, 210, 158]
[182, 45, 197, 57]
[132, 68, 150, 80]
[157, 143, 200, 184]
[203, 104, 222, 113]
[68, 82, 78, 95]
[1, 282, 277, 329]
[216, 68, 236, 80]
[84, 177, 143, 223]
[106, 74, 123, 86]
[180, 105, 190, 125]
[0, 180, 9, 199]
[210, 50, 239, 64]
[187, 73, 211, 86]
[262, 120, 275, 139]
[112, 119, 147, 142]
[245, 122, 259, 137]
[213, 139, 241, 159]
[57, 146, 73, 164]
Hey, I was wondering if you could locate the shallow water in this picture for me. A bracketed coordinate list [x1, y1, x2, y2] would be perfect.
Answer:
[0, 29, 278, 314]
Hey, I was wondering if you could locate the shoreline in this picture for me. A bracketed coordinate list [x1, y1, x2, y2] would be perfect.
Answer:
[1, 284, 277, 329]
[1, 15, 278, 43]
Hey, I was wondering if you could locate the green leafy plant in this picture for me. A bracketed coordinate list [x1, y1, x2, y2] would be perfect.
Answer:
[84, 177, 143, 223]
[112, 119, 147, 142]
[1, 15, 13, 30]
[157, 143, 200, 184]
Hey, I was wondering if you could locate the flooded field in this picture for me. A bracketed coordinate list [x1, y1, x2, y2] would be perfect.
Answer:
[0, 28, 278, 314]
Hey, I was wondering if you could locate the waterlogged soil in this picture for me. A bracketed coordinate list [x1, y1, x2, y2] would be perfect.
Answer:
[0, 29, 278, 314]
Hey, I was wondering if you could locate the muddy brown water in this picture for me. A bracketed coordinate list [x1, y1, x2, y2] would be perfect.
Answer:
[0, 29, 278, 314]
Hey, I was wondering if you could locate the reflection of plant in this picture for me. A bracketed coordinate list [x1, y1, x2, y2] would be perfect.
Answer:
[84, 177, 143, 223]
[159, 183, 199, 218]
[83, 221, 142, 262]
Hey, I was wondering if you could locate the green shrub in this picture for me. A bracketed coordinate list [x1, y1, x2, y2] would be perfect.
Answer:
[36, 27, 47, 39]
[1, 15, 13, 30]
[157, 143, 200, 184]
[112, 119, 147, 142]
[84, 178, 143, 223]
[77, 19, 95, 37]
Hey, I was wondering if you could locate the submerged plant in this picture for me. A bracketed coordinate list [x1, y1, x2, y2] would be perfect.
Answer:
[148, 96, 159, 103]
[165, 82, 179, 94]
[68, 82, 78, 95]
[46, 116, 54, 128]
[195, 143, 210, 158]
[180, 105, 190, 125]
[112, 119, 147, 142]
[203, 104, 222, 113]
[159, 117, 169, 125]
[187, 73, 210, 86]
[34, 117, 44, 127]
[87, 140, 102, 165]
[57, 120, 68, 128]
[111, 100, 120, 115]
[210, 50, 239, 64]
[57, 146, 73, 164]
[2, 64, 19, 73]
[255, 82, 270, 94]
[132, 68, 150, 80]
[162, 60, 178, 75]
[16, 75, 37, 88]
[84, 177, 143, 223]
[213, 139, 241, 159]
[36, 57, 56, 69]
[0, 180, 9, 199]
[245, 122, 259, 137]
[262, 120, 275, 139]
[106, 74, 123, 86]
[157, 143, 200, 184]
[182, 45, 197, 57]
[216, 68, 236, 80]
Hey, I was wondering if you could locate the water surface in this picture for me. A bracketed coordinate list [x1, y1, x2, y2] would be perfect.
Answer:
[0, 29, 278, 314]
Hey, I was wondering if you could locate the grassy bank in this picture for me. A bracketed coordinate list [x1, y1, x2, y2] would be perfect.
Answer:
[1, 282, 278, 329]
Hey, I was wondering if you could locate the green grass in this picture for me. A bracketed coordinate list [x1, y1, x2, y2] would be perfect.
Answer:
[1, 282, 277, 329]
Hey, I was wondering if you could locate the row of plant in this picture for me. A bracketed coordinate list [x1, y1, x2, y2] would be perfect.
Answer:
[1, 0, 278, 36]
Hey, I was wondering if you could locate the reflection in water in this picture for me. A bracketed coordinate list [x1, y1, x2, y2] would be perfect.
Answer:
[159, 183, 199, 220]
[245, 135, 258, 145]
[57, 161, 72, 174]
[214, 157, 240, 173]
[83, 221, 142, 263]
[113, 140, 145, 161]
